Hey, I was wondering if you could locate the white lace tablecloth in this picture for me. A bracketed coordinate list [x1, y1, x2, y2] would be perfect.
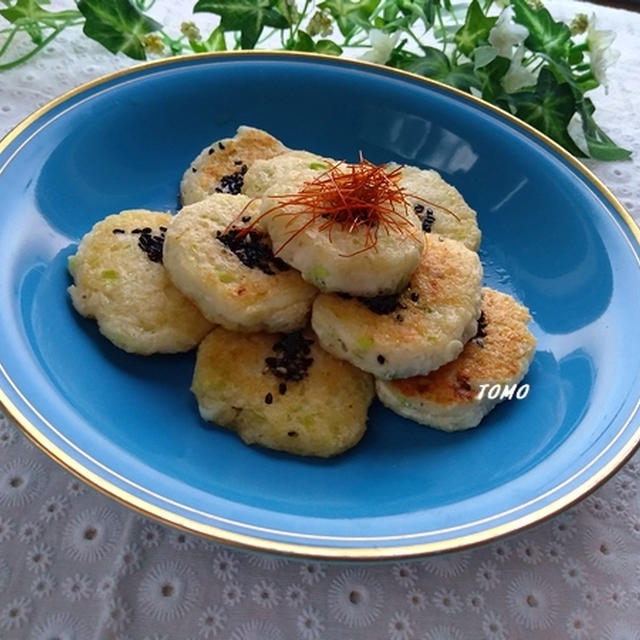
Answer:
[1, 2, 640, 639]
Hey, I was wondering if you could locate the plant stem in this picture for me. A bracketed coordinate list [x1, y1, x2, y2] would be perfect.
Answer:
[0, 24, 66, 71]
[0, 26, 18, 58]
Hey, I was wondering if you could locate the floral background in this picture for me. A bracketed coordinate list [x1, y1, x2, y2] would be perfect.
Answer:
[1, 1, 640, 639]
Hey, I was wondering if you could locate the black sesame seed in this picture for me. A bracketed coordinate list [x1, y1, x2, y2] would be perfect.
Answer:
[265, 392, 273, 404]
[131, 228, 142, 234]
[234, 159, 243, 165]
[137, 228, 165, 263]
[358, 293, 401, 315]
[410, 292, 419, 302]
[215, 168, 245, 195]
[422, 208, 436, 233]
[265, 331, 314, 383]
[218, 142, 225, 150]
[112, 228, 125, 234]
[395, 314, 404, 322]
[414, 203, 425, 214]
[377, 354, 386, 364]
[240, 164, 248, 175]
[216, 228, 289, 275]
[159, 226, 167, 232]
[241, 215, 251, 223]
[208, 147, 214, 155]
[192, 167, 197, 173]
[287, 431, 298, 437]
[472, 311, 487, 346]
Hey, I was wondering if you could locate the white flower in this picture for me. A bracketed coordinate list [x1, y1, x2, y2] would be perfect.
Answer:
[360, 29, 400, 65]
[587, 13, 620, 92]
[503, 46, 538, 93]
[488, 7, 529, 59]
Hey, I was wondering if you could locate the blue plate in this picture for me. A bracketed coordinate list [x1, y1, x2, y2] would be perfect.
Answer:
[1, 52, 640, 559]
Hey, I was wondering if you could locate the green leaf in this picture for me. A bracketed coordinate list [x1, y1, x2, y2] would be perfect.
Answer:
[319, 0, 383, 37]
[474, 55, 509, 104]
[454, 0, 496, 57]
[511, 68, 584, 156]
[511, 0, 570, 62]
[77, 0, 161, 60]
[206, 25, 226, 51]
[577, 98, 631, 161]
[445, 62, 481, 92]
[315, 38, 342, 55]
[404, 46, 450, 81]
[290, 29, 314, 51]
[1, 0, 79, 43]
[1, 0, 53, 23]
[473, 44, 497, 70]
[194, 0, 289, 49]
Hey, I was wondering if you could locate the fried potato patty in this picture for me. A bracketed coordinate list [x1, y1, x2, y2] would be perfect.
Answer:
[262, 165, 424, 296]
[163, 194, 318, 332]
[242, 150, 334, 198]
[311, 234, 482, 379]
[180, 125, 287, 205]
[398, 165, 481, 251]
[376, 288, 536, 431]
[192, 328, 374, 457]
[67, 209, 212, 354]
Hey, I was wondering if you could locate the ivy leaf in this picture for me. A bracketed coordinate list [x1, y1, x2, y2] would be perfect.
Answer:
[474, 55, 509, 105]
[404, 46, 450, 81]
[446, 62, 481, 92]
[315, 38, 343, 55]
[454, 0, 496, 57]
[194, 0, 289, 49]
[473, 44, 497, 70]
[77, 0, 161, 60]
[578, 98, 631, 161]
[289, 29, 314, 51]
[319, 0, 381, 37]
[189, 25, 226, 52]
[511, 0, 570, 62]
[1, 0, 78, 43]
[511, 68, 583, 156]
[0, 0, 61, 23]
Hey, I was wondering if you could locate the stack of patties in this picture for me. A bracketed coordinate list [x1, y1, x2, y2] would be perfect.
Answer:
[68, 125, 536, 458]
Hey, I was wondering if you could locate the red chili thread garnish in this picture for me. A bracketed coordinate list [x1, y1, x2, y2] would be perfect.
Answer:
[229, 156, 459, 257]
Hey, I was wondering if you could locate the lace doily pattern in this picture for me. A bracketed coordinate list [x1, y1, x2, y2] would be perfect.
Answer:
[1, 1, 639, 638]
